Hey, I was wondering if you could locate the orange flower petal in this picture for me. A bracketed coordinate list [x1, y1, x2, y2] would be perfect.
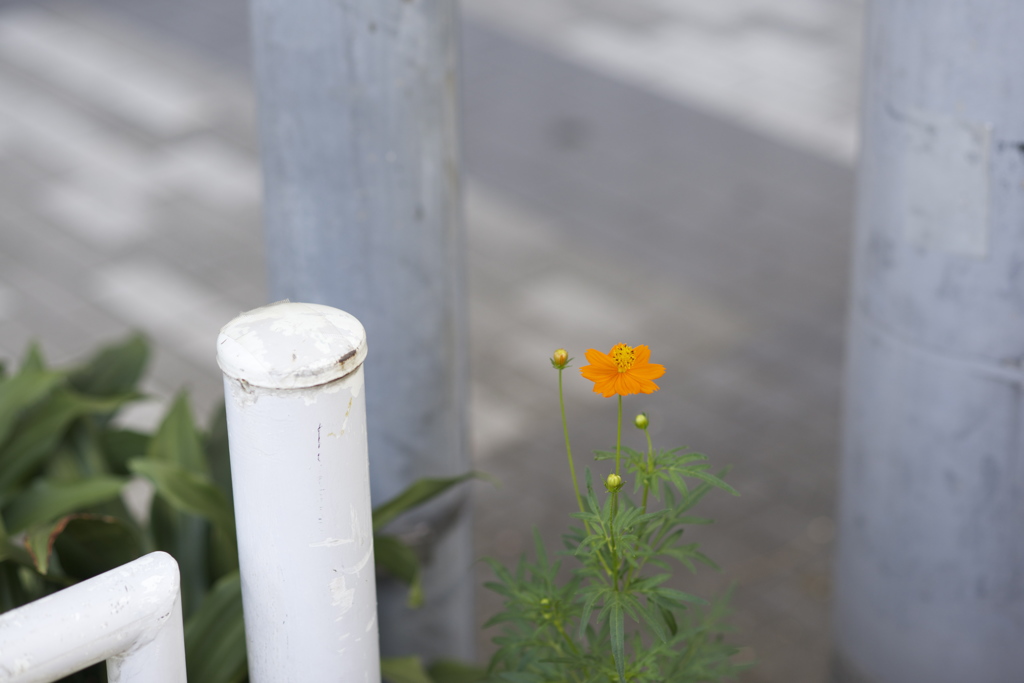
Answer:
[580, 348, 619, 393]
[636, 378, 660, 394]
[633, 345, 652, 364]
[591, 377, 616, 397]
[616, 374, 641, 395]
[580, 343, 665, 397]
[629, 363, 666, 380]
[584, 348, 617, 370]
[580, 364, 614, 382]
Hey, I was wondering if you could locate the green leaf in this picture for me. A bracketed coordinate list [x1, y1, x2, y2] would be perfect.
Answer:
[610, 599, 626, 683]
[23, 519, 62, 575]
[128, 459, 234, 541]
[637, 597, 670, 644]
[53, 514, 143, 580]
[0, 538, 33, 568]
[374, 534, 423, 607]
[184, 572, 247, 683]
[654, 587, 706, 607]
[0, 365, 64, 448]
[66, 418, 111, 477]
[0, 562, 30, 612]
[99, 429, 150, 474]
[206, 524, 240, 583]
[129, 456, 238, 594]
[148, 492, 178, 551]
[147, 393, 208, 475]
[427, 660, 487, 683]
[0, 389, 131, 496]
[20, 344, 46, 373]
[577, 587, 605, 639]
[659, 604, 678, 636]
[372, 472, 476, 532]
[5, 476, 127, 533]
[20, 513, 140, 580]
[681, 467, 738, 497]
[147, 494, 212, 619]
[69, 334, 149, 397]
[381, 656, 434, 683]
[204, 401, 233, 507]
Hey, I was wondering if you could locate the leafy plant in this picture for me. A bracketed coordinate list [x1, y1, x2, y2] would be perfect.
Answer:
[0, 336, 479, 683]
[481, 346, 746, 682]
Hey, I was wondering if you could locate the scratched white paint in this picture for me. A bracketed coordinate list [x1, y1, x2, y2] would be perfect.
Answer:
[329, 577, 356, 615]
[346, 549, 374, 575]
[220, 302, 379, 683]
[309, 538, 354, 548]
[350, 506, 368, 549]
[218, 301, 368, 390]
[0, 552, 185, 683]
[340, 396, 355, 435]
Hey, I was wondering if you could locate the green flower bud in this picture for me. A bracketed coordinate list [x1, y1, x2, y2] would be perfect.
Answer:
[551, 348, 569, 369]
[605, 473, 623, 492]
[634, 413, 649, 430]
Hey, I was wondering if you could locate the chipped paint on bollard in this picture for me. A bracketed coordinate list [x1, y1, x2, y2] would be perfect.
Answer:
[218, 302, 379, 683]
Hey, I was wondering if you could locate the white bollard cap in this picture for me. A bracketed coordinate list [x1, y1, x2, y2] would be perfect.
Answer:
[217, 301, 367, 390]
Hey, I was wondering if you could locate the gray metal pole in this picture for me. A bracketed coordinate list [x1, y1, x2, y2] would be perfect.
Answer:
[833, 2, 1024, 682]
[248, 0, 472, 662]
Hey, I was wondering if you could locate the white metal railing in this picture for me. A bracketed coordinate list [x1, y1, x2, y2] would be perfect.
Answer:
[0, 302, 379, 683]
[0, 551, 185, 683]
[217, 301, 380, 683]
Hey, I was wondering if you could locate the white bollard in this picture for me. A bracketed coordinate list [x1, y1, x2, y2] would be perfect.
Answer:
[217, 301, 380, 683]
[0, 551, 185, 683]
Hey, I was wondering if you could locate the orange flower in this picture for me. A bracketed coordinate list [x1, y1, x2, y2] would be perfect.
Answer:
[579, 343, 665, 397]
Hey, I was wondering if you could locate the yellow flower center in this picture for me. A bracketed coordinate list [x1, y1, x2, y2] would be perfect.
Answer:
[610, 343, 636, 373]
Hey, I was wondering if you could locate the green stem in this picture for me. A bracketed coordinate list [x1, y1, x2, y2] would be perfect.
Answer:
[615, 395, 623, 475]
[559, 368, 585, 515]
[628, 426, 657, 589]
[610, 490, 620, 592]
[640, 426, 654, 515]
[554, 619, 582, 657]
[650, 517, 675, 553]
[560, 366, 611, 579]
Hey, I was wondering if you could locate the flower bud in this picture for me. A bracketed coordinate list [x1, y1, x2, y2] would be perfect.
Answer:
[605, 473, 623, 492]
[634, 413, 649, 430]
[551, 348, 569, 369]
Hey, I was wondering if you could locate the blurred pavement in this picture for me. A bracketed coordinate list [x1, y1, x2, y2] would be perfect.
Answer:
[0, 0, 863, 680]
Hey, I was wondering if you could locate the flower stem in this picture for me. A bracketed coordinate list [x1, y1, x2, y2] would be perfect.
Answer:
[558, 368, 584, 515]
[615, 395, 623, 475]
[612, 398, 624, 591]
[628, 427, 657, 588]
[641, 426, 654, 515]
[554, 619, 582, 657]
[610, 490, 620, 592]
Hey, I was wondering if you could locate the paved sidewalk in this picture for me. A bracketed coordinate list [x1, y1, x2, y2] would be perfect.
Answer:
[0, 1, 862, 680]
[463, 0, 863, 162]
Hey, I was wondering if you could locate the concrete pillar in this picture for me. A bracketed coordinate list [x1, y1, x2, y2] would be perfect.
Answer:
[248, 0, 471, 661]
[833, 2, 1024, 682]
